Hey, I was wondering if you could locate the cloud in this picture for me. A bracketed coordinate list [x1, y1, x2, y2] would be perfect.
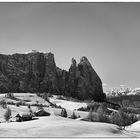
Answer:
[103, 83, 108, 87]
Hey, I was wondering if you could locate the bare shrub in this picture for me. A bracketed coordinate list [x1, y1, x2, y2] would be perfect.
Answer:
[110, 111, 123, 127]
[110, 109, 138, 129]
[88, 103, 109, 123]
[122, 100, 130, 107]
[6, 93, 15, 99]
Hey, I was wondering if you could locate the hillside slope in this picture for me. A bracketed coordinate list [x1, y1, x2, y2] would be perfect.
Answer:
[0, 93, 140, 137]
[0, 116, 135, 137]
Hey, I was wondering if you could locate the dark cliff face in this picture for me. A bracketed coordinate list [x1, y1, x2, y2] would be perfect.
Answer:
[67, 56, 104, 101]
[0, 51, 105, 101]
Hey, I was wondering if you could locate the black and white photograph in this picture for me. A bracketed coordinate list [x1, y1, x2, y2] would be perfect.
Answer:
[0, 2, 140, 137]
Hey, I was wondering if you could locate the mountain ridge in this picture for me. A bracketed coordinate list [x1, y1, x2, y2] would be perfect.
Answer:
[0, 51, 105, 101]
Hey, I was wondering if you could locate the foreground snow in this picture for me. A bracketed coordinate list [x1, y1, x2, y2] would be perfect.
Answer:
[0, 116, 135, 137]
[126, 121, 140, 137]
[0, 93, 140, 137]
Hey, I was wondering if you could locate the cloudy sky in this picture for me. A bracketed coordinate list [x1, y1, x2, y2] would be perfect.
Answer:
[0, 3, 140, 90]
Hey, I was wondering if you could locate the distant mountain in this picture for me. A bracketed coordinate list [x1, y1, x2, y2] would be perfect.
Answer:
[127, 88, 140, 95]
[106, 87, 140, 97]
[0, 51, 105, 101]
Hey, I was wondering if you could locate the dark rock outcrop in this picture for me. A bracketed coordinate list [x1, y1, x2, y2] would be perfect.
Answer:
[66, 56, 105, 101]
[0, 51, 105, 101]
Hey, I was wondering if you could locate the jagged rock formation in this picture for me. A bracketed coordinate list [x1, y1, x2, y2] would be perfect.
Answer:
[0, 51, 105, 101]
[66, 57, 105, 101]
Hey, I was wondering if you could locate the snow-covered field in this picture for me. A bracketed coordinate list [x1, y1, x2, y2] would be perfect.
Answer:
[0, 93, 140, 137]
[0, 93, 89, 121]
[0, 93, 50, 105]
[50, 96, 87, 110]
[0, 115, 137, 137]
[126, 120, 140, 137]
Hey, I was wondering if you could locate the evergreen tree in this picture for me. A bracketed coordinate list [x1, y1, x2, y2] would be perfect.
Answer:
[61, 109, 64, 116]
[28, 104, 31, 109]
[71, 111, 77, 119]
[4, 107, 11, 122]
[61, 109, 67, 118]
[0, 99, 7, 109]
[88, 107, 93, 121]
[97, 105, 104, 114]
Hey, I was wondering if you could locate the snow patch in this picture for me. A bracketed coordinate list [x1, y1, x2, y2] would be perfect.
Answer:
[50, 98, 87, 110]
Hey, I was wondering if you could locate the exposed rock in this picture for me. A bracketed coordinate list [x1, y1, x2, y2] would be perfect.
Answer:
[0, 52, 105, 101]
[67, 56, 105, 101]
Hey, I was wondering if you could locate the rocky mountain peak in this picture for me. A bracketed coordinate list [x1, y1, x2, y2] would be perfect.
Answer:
[0, 52, 105, 101]
[71, 58, 77, 67]
[79, 56, 91, 66]
[80, 56, 88, 62]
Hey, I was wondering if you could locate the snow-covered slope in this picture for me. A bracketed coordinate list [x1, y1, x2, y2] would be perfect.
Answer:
[0, 93, 50, 106]
[126, 121, 140, 137]
[50, 97, 87, 110]
[0, 116, 135, 137]
[0, 93, 89, 122]
[0, 93, 140, 137]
